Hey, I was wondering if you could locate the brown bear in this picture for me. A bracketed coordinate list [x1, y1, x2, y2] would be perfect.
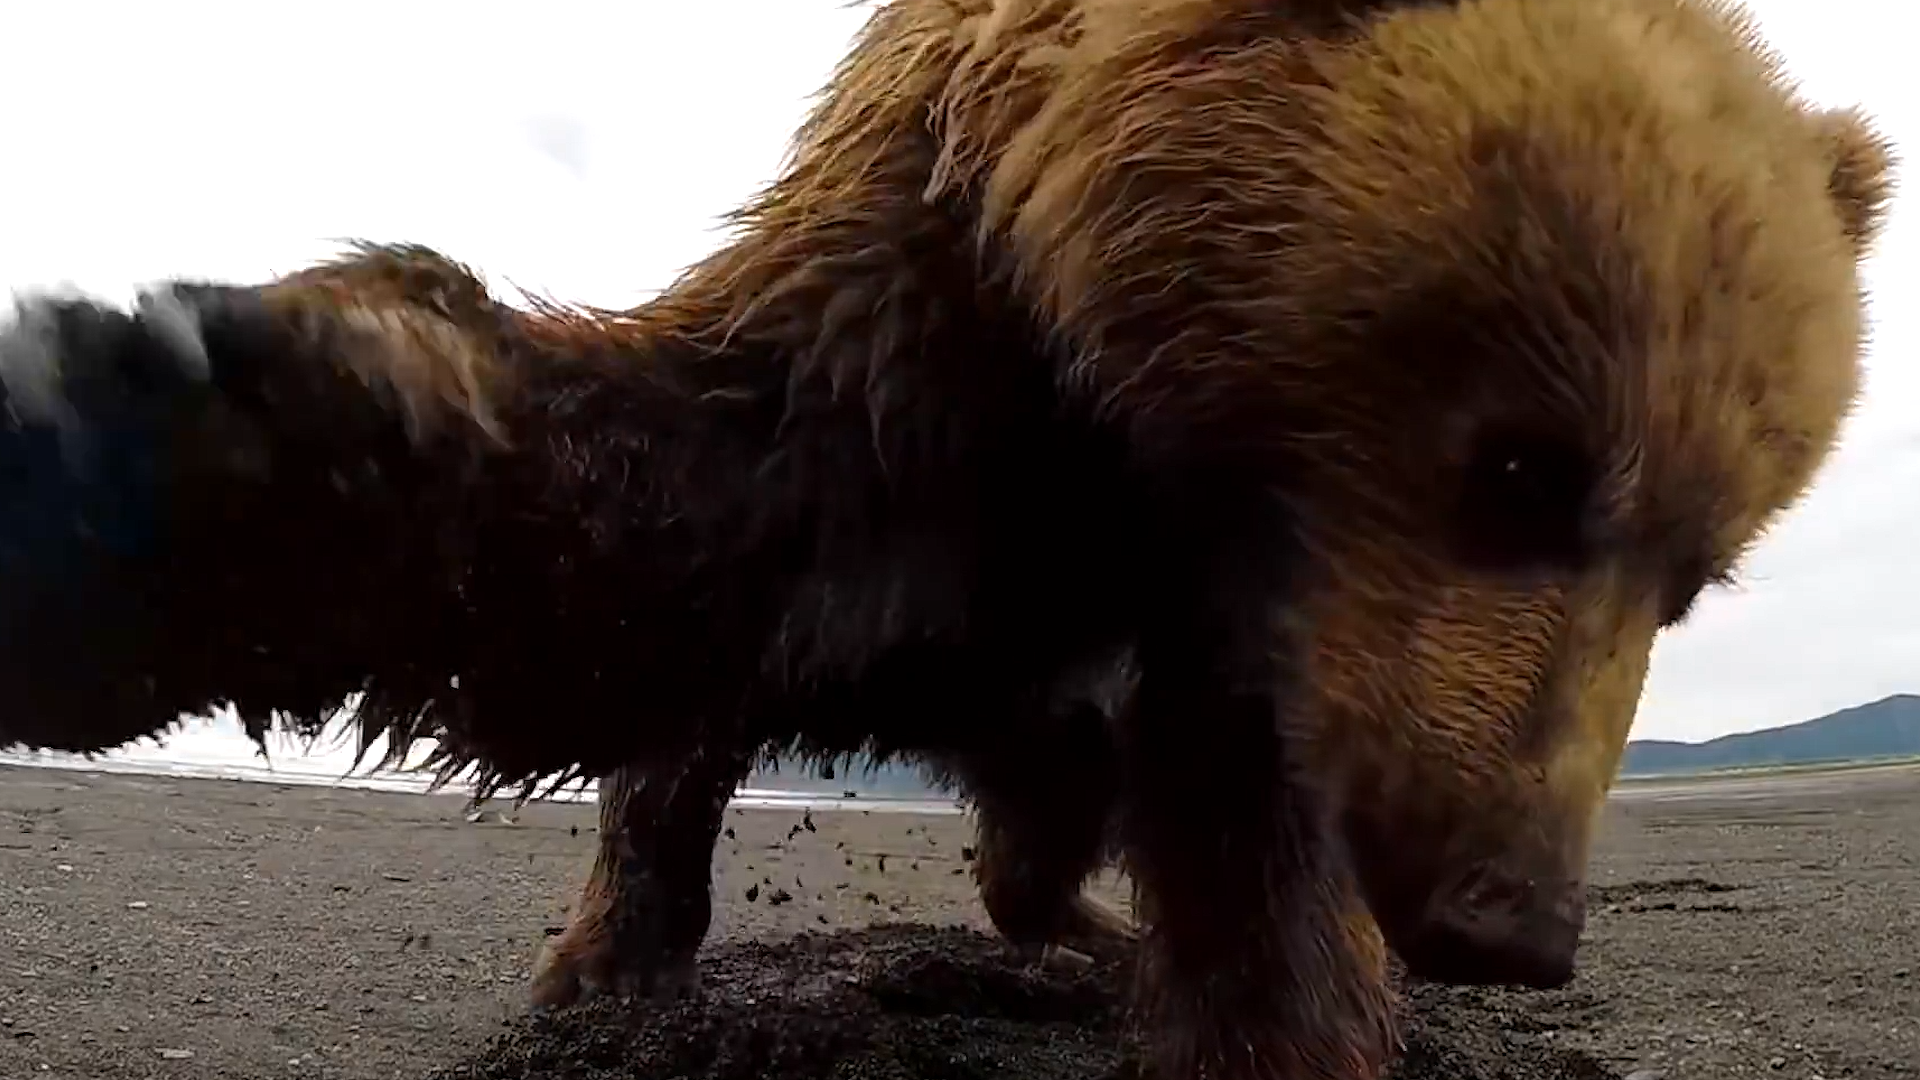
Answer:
[0, 0, 1891, 1078]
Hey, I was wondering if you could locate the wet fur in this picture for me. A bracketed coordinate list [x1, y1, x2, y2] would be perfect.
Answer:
[0, 0, 1892, 1077]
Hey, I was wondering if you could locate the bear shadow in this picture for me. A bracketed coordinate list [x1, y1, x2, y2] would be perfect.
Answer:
[431, 924, 1620, 1080]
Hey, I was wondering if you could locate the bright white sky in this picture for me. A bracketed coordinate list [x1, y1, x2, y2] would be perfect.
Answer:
[0, 1, 1909, 747]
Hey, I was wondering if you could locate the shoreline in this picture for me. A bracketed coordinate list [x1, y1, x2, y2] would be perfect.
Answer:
[8, 747, 1912, 812]
[0, 753, 968, 814]
[1, 761, 1914, 1079]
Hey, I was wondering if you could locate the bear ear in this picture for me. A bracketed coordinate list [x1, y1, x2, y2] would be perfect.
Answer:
[1814, 107, 1896, 253]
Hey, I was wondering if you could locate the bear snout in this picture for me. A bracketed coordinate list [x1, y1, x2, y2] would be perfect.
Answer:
[1395, 865, 1587, 991]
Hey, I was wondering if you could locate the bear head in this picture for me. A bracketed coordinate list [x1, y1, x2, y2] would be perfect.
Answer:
[868, 0, 1894, 985]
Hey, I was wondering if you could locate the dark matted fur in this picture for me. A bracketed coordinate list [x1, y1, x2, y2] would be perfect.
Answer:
[0, 0, 1892, 1077]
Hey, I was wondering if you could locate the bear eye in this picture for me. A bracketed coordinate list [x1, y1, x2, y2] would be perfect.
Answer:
[1454, 429, 1594, 572]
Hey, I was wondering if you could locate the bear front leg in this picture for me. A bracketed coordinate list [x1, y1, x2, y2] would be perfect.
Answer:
[531, 747, 752, 1010]
[1120, 638, 1398, 1080]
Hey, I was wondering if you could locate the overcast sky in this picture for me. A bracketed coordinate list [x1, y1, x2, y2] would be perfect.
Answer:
[0, 1, 1908, 747]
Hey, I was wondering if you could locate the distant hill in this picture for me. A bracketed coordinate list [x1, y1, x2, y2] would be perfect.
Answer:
[1620, 694, 1920, 777]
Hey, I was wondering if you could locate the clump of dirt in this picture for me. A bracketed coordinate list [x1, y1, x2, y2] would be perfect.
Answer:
[431, 925, 1617, 1080]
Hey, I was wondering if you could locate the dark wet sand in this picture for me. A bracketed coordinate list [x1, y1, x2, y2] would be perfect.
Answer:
[1, 761, 1914, 1080]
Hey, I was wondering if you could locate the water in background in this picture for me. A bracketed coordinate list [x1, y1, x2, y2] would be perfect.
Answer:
[0, 710, 964, 815]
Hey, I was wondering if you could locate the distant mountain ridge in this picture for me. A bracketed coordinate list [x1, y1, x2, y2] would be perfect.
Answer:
[1619, 694, 1920, 777]
[747, 694, 1920, 794]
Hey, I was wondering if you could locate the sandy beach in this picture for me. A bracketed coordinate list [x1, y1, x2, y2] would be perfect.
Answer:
[1, 761, 1915, 1080]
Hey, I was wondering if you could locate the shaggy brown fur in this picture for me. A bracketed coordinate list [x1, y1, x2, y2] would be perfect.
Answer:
[0, 0, 1892, 1077]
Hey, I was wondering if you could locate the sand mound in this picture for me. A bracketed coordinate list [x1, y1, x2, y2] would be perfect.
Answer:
[431, 925, 1618, 1080]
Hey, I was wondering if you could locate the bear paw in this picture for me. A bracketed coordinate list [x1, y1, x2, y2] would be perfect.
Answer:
[529, 916, 702, 1011]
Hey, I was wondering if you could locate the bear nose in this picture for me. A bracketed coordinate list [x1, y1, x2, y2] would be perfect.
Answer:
[1398, 869, 1586, 990]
